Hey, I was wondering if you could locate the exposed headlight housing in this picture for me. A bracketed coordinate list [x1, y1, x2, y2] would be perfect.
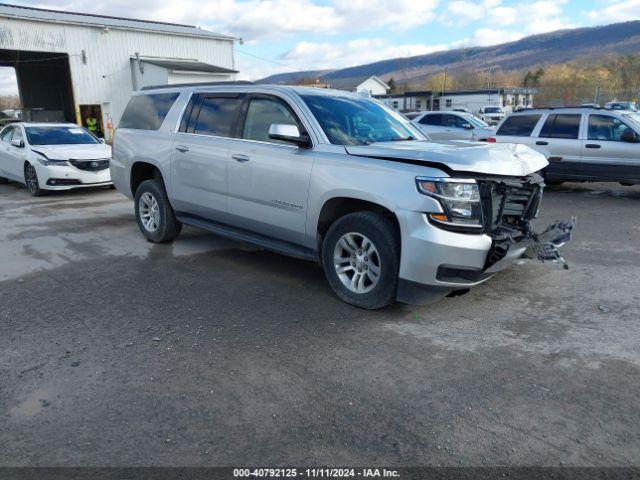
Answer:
[416, 177, 483, 232]
[33, 151, 69, 166]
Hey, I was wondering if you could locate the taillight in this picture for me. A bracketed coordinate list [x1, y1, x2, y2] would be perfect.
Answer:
[486, 137, 497, 143]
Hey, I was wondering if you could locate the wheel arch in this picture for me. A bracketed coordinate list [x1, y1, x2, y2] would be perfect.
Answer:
[315, 196, 400, 258]
[130, 161, 165, 197]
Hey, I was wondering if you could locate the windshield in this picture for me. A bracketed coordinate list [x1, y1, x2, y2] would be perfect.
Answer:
[484, 107, 503, 114]
[622, 113, 640, 130]
[25, 126, 100, 146]
[461, 113, 490, 128]
[301, 94, 426, 145]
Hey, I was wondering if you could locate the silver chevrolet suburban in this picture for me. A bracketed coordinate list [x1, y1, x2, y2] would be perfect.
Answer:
[111, 83, 570, 309]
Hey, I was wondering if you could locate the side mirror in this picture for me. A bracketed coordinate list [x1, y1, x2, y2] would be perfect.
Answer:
[620, 129, 640, 143]
[461, 123, 473, 130]
[268, 124, 310, 147]
[99, 138, 106, 144]
[11, 138, 24, 148]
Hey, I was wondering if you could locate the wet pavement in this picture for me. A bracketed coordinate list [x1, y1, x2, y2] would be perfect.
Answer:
[0, 180, 639, 466]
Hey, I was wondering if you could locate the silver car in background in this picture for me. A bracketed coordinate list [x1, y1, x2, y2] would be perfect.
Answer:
[111, 84, 571, 309]
[411, 111, 495, 141]
[490, 107, 640, 185]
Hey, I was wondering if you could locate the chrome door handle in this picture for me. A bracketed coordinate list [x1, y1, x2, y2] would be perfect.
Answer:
[175, 145, 189, 153]
[232, 154, 250, 163]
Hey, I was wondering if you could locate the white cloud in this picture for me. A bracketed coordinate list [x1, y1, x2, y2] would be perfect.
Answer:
[441, 0, 572, 35]
[586, 0, 640, 23]
[236, 38, 449, 80]
[25, 0, 440, 40]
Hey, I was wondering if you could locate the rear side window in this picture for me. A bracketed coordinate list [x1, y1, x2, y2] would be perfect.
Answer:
[496, 115, 541, 136]
[421, 114, 443, 126]
[191, 97, 241, 137]
[119, 93, 179, 130]
[539, 114, 581, 139]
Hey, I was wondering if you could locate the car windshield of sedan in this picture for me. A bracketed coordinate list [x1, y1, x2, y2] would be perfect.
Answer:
[25, 126, 100, 146]
[301, 94, 426, 145]
[461, 113, 490, 128]
[484, 107, 503, 114]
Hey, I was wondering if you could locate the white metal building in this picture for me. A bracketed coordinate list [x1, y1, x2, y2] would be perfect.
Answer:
[376, 88, 536, 114]
[0, 3, 237, 140]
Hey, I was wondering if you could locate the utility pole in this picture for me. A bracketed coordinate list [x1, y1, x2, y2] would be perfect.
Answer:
[442, 68, 448, 93]
[594, 85, 600, 106]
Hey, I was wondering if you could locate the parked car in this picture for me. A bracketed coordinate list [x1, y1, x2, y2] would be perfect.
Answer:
[0, 123, 112, 196]
[605, 101, 638, 112]
[478, 106, 505, 125]
[111, 84, 569, 309]
[490, 107, 640, 185]
[411, 111, 495, 141]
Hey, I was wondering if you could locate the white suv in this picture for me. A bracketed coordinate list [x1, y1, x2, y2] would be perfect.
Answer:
[490, 108, 640, 185]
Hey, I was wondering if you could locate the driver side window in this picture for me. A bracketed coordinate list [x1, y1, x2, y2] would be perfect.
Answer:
[0, 127, 14, 143]
[588, 115, 632, 142]
[243, 97, 300, 145]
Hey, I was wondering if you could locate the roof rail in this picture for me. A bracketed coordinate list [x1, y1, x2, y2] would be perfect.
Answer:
[519, 105, 605, 111]
[141, 81, 255, 91]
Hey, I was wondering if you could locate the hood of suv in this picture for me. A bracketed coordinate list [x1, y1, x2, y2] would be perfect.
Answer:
[345, 140, 548, 177]
[31, 143, 111, 161]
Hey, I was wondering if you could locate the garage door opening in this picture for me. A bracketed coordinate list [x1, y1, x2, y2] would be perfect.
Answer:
[0, 49, 75, 123]
[0, 66, 20, 124]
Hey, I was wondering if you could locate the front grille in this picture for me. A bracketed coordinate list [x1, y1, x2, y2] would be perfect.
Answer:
[69, 159, 110, 172]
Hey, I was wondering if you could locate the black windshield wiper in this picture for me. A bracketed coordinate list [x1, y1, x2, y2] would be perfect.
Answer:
[388, 136, 415, 142]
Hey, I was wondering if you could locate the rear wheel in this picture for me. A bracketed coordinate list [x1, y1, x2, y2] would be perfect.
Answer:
[24, 163, 45, 197]
[134, 179, 181, 243]
[322, 211, 400, 309]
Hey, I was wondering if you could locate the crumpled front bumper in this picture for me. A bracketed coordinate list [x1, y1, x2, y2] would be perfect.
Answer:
[396, 216, 575, 305]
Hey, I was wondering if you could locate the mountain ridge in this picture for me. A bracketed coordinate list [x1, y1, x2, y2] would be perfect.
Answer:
[259, 21, 640, 86]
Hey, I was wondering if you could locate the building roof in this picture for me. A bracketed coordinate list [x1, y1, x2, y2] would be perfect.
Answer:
[0, 3, 235, 40]
[328, 75, 389, 91]
[141, 58, 238, 74]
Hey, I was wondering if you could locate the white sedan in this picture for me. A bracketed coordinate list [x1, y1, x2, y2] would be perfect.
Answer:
[0, 123, 112, 196]
[410, 111, 496, 141]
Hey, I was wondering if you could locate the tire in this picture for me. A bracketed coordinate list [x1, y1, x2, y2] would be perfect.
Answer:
[322, 211, 400, 309]
[24, 163, 45, 197]
[134, 179, 182, 243]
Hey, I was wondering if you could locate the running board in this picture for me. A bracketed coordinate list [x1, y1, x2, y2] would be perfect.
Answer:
[176, 213, 318, 262]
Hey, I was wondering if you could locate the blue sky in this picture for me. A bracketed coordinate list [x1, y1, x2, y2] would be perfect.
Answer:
[0, 0, 638, 93]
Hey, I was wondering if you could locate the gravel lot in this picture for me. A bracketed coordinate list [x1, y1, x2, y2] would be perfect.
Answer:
[0, 180, 639, 467]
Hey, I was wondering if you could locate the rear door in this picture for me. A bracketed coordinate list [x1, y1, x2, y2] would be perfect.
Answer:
[493, 114, 542, 147]
[226, 94, 314, 245]
[581, 113, 640, 182]
[534, 113, 582, 179]
[170, 93, 243, 221]
[418, 113, 449, 139]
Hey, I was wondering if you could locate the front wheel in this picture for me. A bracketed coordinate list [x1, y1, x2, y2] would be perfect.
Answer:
[24, 163, 45, 197]
[322, 211, 400, 309]
[134, 179, 182, 243]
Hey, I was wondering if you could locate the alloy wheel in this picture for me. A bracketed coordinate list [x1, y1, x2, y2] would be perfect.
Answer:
[333, 232, 381, 294]
[25, 164, 38, 194]
[139, 192, 160, 232]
